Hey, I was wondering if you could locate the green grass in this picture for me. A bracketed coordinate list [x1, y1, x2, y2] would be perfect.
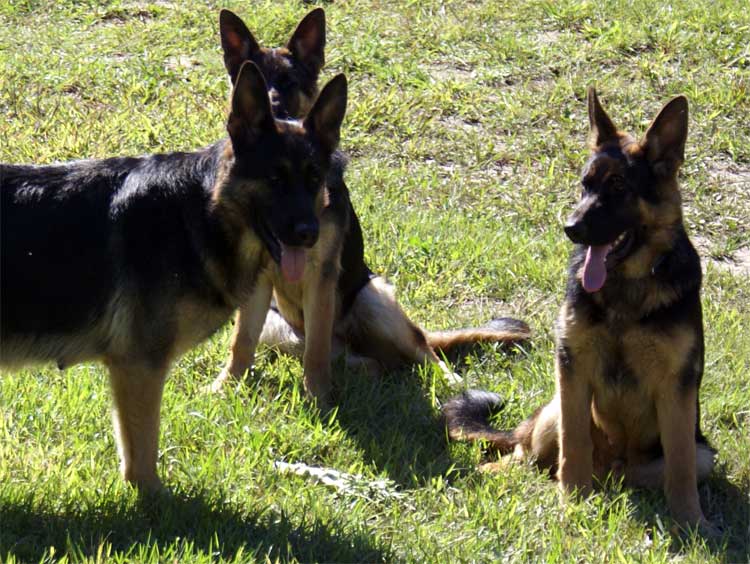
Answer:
[1, 0, 749, 562]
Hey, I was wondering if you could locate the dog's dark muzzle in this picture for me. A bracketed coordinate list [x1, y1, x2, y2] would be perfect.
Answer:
[564, 220, 587, 244]
[282, 221, 319, 248]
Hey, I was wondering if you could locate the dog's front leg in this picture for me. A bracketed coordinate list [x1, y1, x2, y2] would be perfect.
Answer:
[106, 361, 168, 491]
[210, 274, 273, 391]
[656, 382, 712, 532]
[556, 344, 594, 496]
[302, 260, 337, 402]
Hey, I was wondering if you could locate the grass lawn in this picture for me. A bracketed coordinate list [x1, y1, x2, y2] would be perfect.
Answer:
[1, 0, 749, 562]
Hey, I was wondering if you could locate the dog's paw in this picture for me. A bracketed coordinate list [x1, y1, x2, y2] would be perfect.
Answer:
[697, 519, 723, 539]
[436, 360, 463, 386]
[202, 366, 238, 394]
[558, 477, 593, 500]
[303, 369, 332, 405]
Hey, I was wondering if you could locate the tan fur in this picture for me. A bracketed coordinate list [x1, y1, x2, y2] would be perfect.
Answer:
[212, 187, 344, 401]
[215, 261, 529, 393]
[105, 360, 167, 490]
[1, 61, 349, 492]
[427, 326, 530, 351]
[448, 91, 716, 534]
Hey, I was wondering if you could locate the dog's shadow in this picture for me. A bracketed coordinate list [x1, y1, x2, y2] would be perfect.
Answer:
[330, 363, 455, 490]
[0, 489, 387, 562]
[601, 468, 750, 560]
[328, 342, 529, 489]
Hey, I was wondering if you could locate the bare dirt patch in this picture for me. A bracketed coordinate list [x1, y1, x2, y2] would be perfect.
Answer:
[94, 2, 175, 26]
[535, 30, 562, 46]
[708, 158, 750, 186]
[165, 55, 202, 72]
[424, 62, 475, 82]
[692, 235, 750, 278]
[437, 115, 483, 131]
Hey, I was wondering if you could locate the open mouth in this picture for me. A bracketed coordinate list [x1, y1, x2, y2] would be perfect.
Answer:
[581, 230, 634, 293]
[607, 231, 634, 264]
[256, 222, 307, 284]
[279, 244, 306, 283]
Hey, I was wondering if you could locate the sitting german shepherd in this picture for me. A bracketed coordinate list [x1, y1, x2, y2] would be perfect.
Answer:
[444, 88, 716, 533]
[209, 9, 531, 399]
[0, 62, 347, 490]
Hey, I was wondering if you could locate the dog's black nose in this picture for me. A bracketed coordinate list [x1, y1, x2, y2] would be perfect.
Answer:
[564, 221, 587, 243]
[294, 222, 319, 247]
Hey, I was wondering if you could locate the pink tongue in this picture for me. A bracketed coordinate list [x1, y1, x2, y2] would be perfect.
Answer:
[582, 245, 611, 293]
[280, 245, 306, 283]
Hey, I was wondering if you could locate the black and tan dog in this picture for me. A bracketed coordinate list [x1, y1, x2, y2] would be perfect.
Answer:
[209, 9, 531, 399]
[0, 62, 347, 490]
[444, 88, 716, 533]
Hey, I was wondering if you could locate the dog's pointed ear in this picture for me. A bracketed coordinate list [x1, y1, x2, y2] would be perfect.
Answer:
[220, 9, 261, 84]
[304, 73, 347, 154]
[228, 62, 275, 148]
[641, 96, 689, 177]
[287, 8, 325, 76]
[588, 87, 619, 147]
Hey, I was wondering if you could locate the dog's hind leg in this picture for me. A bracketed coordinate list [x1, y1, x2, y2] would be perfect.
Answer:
[622, 443, 715, 489]
[347, 277, 460, 381]
[210, 275, 273, 392]
[258, 307, 306, 357]
[106, 361, 167, 491]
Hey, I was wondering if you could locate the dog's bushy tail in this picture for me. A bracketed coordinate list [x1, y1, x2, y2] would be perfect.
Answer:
[427, 317, 530, 353]
[442, 390, 520, 453]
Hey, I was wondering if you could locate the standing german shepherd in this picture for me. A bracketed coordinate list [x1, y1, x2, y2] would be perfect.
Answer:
[444, 88, 716, 533]
[209, 9, 531, 399]
[0, 62, 347, 490]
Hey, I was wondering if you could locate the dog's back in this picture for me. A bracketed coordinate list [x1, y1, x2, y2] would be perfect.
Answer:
[0, 147, 226, 368]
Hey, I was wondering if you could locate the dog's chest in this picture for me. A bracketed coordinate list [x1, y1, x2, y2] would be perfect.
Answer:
[590, 317, 695, 451]
[266, 219, 344, 333]
[271, 273, 305, 331]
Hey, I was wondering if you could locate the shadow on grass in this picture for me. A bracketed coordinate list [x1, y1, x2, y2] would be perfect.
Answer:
[328, 340, 529, 490]
[618, 471, 750, 561]
[331, 365, 455, 490]
[0, 489, 388, 562]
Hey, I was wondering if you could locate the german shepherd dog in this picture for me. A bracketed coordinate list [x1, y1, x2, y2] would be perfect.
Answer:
[208, 9, 531, 399]
[444, 88, 716, 533]
[0, 62, 348, 490]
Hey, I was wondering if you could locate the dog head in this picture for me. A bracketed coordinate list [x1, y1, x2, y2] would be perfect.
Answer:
[219, 8, 325, 119]
[216, 61, 347, 283]
[565, 87, 688, 293]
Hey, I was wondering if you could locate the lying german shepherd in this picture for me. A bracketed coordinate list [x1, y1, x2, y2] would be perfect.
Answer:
[0, 62, 347, 490]
[444, 88, 716, 533]
[209, 9, 531, 399]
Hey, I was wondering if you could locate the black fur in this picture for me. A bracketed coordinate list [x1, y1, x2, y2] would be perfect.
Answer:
[0, 61, 348, 489]
[220, 9, 373, 315]
[1, 145, 231, 362]
[443, 390, 507, 442]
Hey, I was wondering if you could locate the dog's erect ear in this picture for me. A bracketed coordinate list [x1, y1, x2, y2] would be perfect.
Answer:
[220, 9, 261, 84]
[287, 8, 325, 76]
[587, 87, 619, 147]
[641, 96, 689, 177]
[304, 73, 347, 154]
[228, 62, 275, 148]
